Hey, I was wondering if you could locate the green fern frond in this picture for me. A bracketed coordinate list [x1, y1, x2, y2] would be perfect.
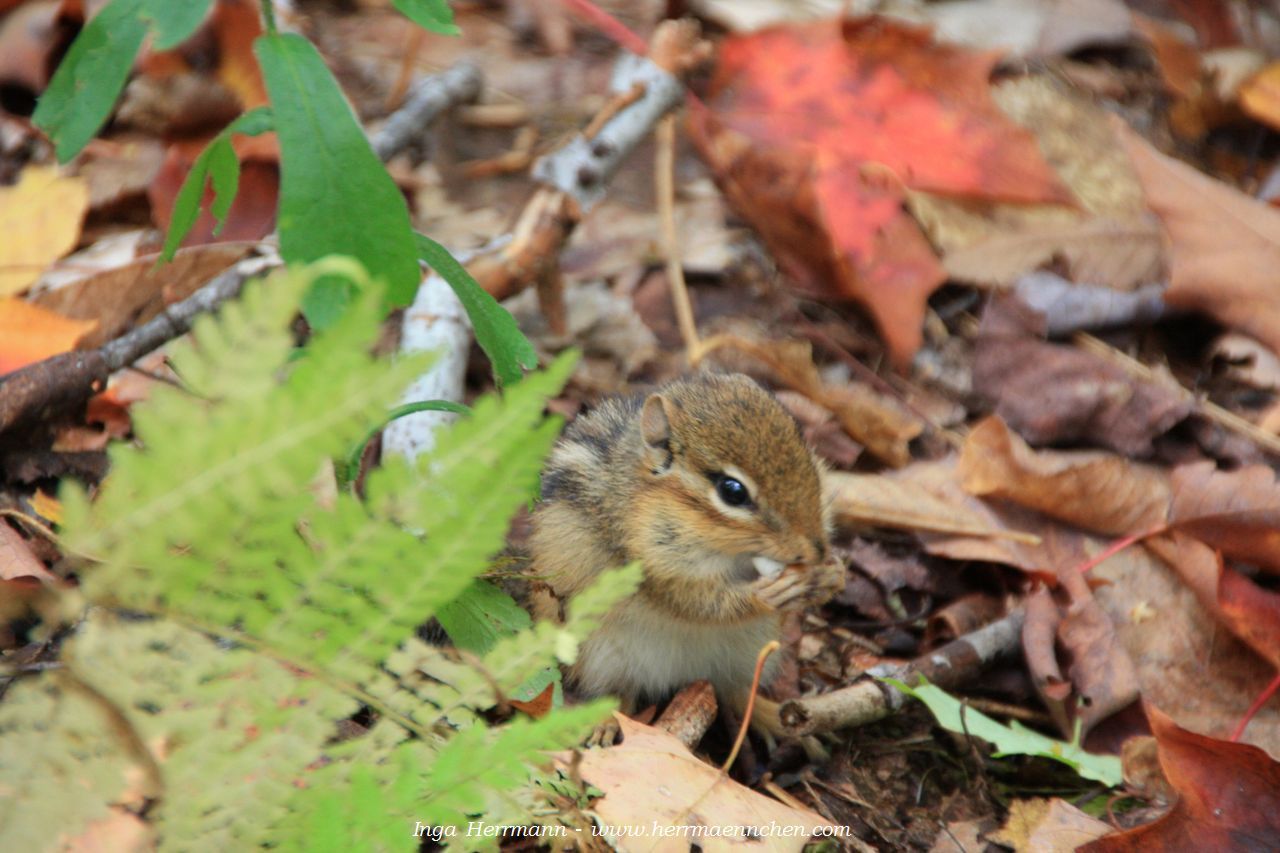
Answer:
[69, 260, 431, 601]
[0, 674, 135, 849]
[21, 258, 636, 849]
[416, 700, 614, 831]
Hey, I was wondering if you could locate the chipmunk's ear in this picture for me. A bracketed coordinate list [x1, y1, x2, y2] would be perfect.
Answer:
[640, 394, 674, 474]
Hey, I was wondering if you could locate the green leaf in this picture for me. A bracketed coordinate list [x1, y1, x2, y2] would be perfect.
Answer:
[255, 33, 420, 328]
[393, 0, 460, 35]
[33, 0, 148, 163]
[159, 107, 275, 263]
[141, 0, 215, 50]
[885, 677, 1124, 787]
[344, 399, 472, 484]
[416, 233, 538, 386]
[436, 581, 532, 654]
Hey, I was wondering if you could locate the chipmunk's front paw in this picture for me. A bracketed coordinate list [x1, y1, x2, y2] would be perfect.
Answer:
[750, 556, 845, 612]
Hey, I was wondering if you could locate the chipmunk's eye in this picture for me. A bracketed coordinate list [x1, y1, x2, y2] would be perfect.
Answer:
[714, 474, 752, 507]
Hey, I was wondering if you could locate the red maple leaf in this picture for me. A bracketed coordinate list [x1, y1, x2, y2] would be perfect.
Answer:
[691, 16, 1075, 365]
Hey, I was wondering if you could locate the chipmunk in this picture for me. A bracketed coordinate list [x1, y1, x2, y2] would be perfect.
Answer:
[528, 372, 844, 735]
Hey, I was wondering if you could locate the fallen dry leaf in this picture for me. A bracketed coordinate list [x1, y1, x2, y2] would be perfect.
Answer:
[1091, 537, 1280, 757]
[1012, 273, 1167, 337]
[0, 166, 89, 296]
[1146, 533, 1280, 671]
[148, 136, 279, 250]
[558, 715, 839, 851]
[1238, 59, 1280, 131]
[959, 415, 1171, 536]
[31, 244, 248, 348]
[973, 295, 1191, 456]
[0, 1, 63, 96]
[30, 490, 62, 525]
[696, 332, 922, 466]
[1211, 333, 1280, 391]
[0, 523, 56, 582]
[1167, 462, 1280, 574]
[988, 797, 1112, 853]
[692, 16, 1074, 364]
[1080, 704, 1280, 851]
[915, 75, 1149, 275]
[942, 218, 1164, 291]
[0, 298, 97, 374]
[1115, 119, 1280, 355]
[924, 0, 1131, 58]
[829, 468, 1039, 544]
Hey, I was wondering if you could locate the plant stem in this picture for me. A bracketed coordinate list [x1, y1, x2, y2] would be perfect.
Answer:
[260, 0, 277, 34]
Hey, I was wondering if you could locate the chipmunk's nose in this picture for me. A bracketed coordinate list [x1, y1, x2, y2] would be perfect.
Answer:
[792, 537, 826, 565]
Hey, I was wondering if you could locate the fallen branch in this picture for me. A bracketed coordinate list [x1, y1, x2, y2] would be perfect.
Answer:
[0, 251, 279, 439]
[371, 62, 482, 162]
[386, 21, 711, 463]
[779, 606, 1025, 737]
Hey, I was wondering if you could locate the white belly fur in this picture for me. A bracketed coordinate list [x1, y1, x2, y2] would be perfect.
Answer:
[572, 596, 780, 701]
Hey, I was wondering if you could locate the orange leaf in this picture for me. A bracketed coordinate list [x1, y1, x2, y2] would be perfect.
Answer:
[693, 17, 1075, 365]
[1081, 705, 1280, 851]
[30, 490, 62, 525]
[1115, 119, 1280, 356]
[0, 298, 96, 374]
[508, 683, 555, 719]
[1147, 533, 1280, 671]
[1240, 60, 1280, 132]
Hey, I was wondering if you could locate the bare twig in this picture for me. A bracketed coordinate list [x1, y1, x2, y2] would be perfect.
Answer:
[371, 61, 482, 162]
[1073, 331, 1280, 457]
[654, 679, 717, 748]
[0, 252, 279, 438]
[656, 114, 700, 359]
[779, 607, 1025, 736]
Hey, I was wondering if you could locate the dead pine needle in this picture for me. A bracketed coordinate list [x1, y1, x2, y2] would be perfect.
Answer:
[656, 113, 701, 362]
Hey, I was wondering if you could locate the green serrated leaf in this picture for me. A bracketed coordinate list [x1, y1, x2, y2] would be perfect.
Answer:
[436, 581, 532, 654]
[885, 677, 1124, 787]
[393, 0, 460, 35]
[415, 233, 538, 386]
[33, 0, 148, 163]
[141, 0, 215, 50]
[255, 33, 420, 328]
[159, 107, 274, 263]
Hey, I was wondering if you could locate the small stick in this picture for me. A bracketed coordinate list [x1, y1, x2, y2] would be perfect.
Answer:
[582, 83, 646, 140]
[656, 114, 700, 359]
[383, 25, 428, 112]
[655, 679, 717, 748]
[0, 253, 278, 436]
[779, 607, 1025, 736]
[371, 62, 482, 162]
[1073, 331, 1280, 457]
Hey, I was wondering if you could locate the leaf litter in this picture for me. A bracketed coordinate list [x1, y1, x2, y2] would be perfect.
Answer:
[4, 0, 1280, 848]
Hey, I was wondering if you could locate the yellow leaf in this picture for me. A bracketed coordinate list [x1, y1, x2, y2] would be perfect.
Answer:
[30, 490, 63, 525]
[0, 167, 89, 296]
